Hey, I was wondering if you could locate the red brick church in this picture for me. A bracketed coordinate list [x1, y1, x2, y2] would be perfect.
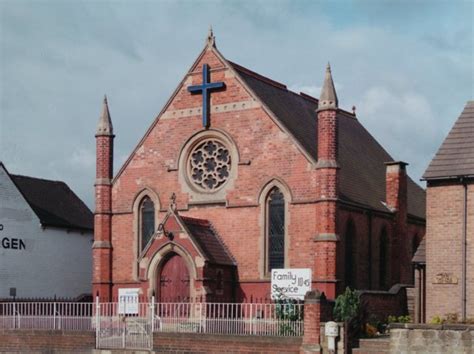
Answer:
[93, 30, 426, 302]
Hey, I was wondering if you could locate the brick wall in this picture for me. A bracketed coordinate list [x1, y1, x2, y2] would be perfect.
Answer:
[426, 181, 474, 320]
[0, 330, 94, 352]
[338, 208, 425, 293]
[359, 284, 408, 322]
[390, 323, 474, 352]
[153, 332, 302, 353]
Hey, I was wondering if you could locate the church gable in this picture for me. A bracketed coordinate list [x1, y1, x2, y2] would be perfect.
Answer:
[112, 39, 319, 210]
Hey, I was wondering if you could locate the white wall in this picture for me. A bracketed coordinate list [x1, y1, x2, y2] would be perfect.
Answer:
[0, 166, 93, 299]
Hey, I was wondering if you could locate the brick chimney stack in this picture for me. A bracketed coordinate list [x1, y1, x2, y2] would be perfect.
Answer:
[314, 63, 339, 299]
[385, 161, 408, 213]
[385, 161, 409, 284]
[93, 95, 114, 300]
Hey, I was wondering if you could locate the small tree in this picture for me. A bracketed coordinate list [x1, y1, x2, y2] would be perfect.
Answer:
[333, 287, 361, 349]
[273, 288, 304, 335]
[333, 287, 360, 322]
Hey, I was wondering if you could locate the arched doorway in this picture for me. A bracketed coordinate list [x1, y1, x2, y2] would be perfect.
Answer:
[158, 252, 190, 302]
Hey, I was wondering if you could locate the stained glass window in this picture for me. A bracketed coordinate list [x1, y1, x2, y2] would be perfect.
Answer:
[379, 227, 389, 290]
[141, 197, 155, 250]
[345, 220, 356, 289]
[268, 188, 285, 272]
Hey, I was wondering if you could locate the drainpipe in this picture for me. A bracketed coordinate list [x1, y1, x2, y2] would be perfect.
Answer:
[461, 178, 468, 322]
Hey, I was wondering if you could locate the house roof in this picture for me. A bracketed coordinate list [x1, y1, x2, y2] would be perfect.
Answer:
[10, 173, 93, 231]
[412, 238, 426, 264]
[230, 62, 426, 219]
[423, 101, 474, 180]
[181, 216, 235, 266]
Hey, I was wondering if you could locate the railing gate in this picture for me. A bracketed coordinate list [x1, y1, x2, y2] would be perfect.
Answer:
[96, 299, 152, 350]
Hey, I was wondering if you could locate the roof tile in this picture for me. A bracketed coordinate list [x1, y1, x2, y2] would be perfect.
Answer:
[11, 174, 93, 231]
[424, 101, 474, 179]
[181, 216, 235, 266]
[230, 62, 426, 218]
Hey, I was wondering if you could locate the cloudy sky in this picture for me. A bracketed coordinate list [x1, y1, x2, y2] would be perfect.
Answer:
[1, 0, 472, 209]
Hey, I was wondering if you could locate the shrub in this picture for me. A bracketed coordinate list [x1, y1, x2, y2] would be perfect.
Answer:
[333, 287, 360, 322]
[387, 315, 411, 324]
[429, 315, 443, 324]
[444, 313, 458, 324]
[273, 291, 303, 336]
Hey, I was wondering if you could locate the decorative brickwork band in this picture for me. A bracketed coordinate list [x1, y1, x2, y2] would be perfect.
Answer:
[313, 233, 340, 242]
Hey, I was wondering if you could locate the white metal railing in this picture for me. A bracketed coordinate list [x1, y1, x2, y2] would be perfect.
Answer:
[152, 301, 304, 336]
[0, 299, 304, 337]
[0, 301, 94, 331]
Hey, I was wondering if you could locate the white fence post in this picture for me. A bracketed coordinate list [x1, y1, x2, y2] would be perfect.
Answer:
[95, 296, 100, 349]
[198, 302, 202, 333]
[122, 301, 126, 349]
[53, 302, 56, 330]
[151, 295, 155, 333]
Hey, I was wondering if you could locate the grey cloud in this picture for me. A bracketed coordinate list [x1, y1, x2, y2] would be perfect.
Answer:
[0, 1, 472, 209]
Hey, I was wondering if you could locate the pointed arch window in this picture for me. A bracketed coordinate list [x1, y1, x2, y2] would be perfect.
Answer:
[267, 187, 285, 273]
[379, 227, 389, 290]
[140, 197, 155, 251]
[345, 220, 357, 289]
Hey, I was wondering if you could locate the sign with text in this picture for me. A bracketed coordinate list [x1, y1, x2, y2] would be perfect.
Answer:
[271, 268, 312, 300]
[433, 273, 458, 284]
[118, 288, 140, 315]
[0, 224, 27, 251]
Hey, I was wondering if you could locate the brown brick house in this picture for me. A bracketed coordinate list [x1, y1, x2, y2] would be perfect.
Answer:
[93, 30, 425, 303]
[422, 100, 474, 321]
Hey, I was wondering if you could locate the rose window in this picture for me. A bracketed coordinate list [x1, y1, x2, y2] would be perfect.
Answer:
[188, 139, 231, 191]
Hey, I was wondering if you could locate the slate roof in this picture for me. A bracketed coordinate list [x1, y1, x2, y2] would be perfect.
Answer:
[423, 101, 474, 180]
[230, 62, 426, 219]
[11, 174, 93, 231]
[412, 238, 426, 264]
[181, 216, 236, 266]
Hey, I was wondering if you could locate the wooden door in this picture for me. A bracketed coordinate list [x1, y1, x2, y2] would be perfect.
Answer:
[159, 253, 190, 302]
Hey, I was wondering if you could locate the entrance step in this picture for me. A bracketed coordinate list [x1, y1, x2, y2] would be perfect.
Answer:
[352, 336, 390, 353]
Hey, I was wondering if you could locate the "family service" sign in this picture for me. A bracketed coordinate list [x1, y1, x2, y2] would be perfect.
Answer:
[271, 268, 312, 300]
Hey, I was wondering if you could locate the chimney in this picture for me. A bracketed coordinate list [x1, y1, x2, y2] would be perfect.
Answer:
[384, 161, 408, 212]
[385, 161, 409, 284]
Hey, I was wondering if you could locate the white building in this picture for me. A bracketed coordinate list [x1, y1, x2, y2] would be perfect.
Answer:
[0, 162, 93, 299]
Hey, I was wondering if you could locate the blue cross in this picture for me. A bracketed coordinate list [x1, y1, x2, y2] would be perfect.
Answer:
[187, 64, 225, 128]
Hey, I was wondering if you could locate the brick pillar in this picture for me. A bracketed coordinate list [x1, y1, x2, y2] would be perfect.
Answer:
[385, 161, 408, 285]
[93, 97, 114, 301]
[301, 290, 326, 353]
[314, 106, 339, 299]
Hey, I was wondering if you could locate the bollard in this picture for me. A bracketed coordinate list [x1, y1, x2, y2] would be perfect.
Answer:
[325, 321, 339, 353]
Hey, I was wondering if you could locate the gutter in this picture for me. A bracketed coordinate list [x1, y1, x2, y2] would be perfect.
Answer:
[461, 178, 468, 322]
[420, 174, 474, 182]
